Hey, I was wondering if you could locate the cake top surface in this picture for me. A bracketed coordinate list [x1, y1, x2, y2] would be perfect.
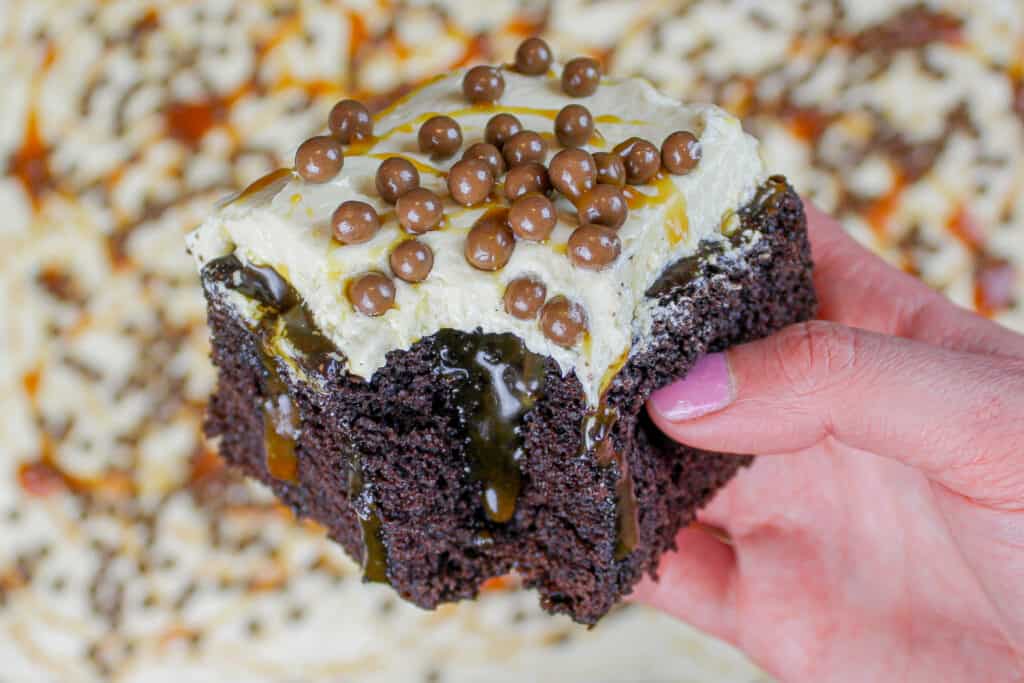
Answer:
[187, 40, 764, 403]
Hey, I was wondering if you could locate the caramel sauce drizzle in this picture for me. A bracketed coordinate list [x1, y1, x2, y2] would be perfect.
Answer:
[346, 101, 640, 160]
[435, 330, 546, 524]
[624, 172, 690, 246]
[347, 459, 389, 584]
[212, 255, 338, 486]
[579, 402, 639, 559]
[233, 168, 296, 203]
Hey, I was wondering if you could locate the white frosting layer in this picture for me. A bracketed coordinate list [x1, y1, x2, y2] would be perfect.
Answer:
[188, 68, 764, 403]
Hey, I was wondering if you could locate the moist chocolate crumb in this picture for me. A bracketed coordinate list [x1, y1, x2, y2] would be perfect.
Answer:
[201, 181, 816, 624]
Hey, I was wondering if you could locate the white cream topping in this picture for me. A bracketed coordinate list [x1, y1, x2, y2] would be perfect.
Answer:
[187, 67, 764, 404]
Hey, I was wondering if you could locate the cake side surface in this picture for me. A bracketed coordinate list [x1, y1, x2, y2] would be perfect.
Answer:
[203, 179, 815, 624]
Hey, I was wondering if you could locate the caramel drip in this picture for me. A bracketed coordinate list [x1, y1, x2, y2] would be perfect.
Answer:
[234, 168, 296, 203]
[623, 173, 689, 246]
[611, 447, 640, 560]
[212, 255, 341, 484]
[347, 460, 389, 584]
[598, 348, 630, 396]
[579, 403, 638, 559]
[435, 330, 546, 524]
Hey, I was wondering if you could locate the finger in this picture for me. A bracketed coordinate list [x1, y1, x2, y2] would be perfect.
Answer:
[630, 525, 737, 643]
[648, 323, 1024, 506]
[804, 203, 1024, 359]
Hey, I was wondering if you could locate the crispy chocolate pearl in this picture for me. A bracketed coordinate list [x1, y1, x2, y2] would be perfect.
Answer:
[375, 157, 420, 203]
[295, 136, 343, 183]
[562, 57, 601, 98]
[447, 159, 494, 206]
[614, 137, 661, 185]
[347, 272, 395, 316]
[577, 184, 628, 229]
[485, 113, 523, 149]
[418, 116, 463, 159]
[508, 193, 556, 241]
[389, 239, 434, 283]
[465, 213, 515, 271]
[503, 277, 547, 320]
[594, 152, 626, 186]
[554, 104, 595, 148]
[549, 148, 596, 200]
[328, 99, 373, 144]
[503, 131, 548, 167]
[514, 37, 553, 75]
[662, 131, 702, 175]
[396, 188, 443, 234]
[568, 224, 621, 270]
[462, 142, 506, 177]
[462, 66, 505, 104]
[539, 296, 587, 347]
[332, 200, 380, 245]
[504, 163, 550, 201]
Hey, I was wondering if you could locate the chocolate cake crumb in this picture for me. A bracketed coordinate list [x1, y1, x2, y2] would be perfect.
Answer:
[202, 181, 815, 624]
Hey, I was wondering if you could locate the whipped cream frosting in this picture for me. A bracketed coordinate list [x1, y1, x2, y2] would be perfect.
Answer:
[187, 67, 765, 403]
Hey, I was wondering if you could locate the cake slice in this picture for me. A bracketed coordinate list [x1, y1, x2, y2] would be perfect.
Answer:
[187, 39, 816, 625]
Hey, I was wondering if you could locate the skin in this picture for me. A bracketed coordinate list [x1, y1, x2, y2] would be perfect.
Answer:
[636, 204, 1024, 682]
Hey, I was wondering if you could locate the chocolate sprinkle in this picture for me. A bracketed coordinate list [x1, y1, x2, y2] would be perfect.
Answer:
[294, 136, 343, 183]
[396, 187, 443, 234]
[594, 152, 626, 186]
[576, 185, 628, 229]
[504, 162, 550, 201]
[613, 137, 660, 185]
[465, 210, 515, 271]
[514, 37, 553, 75]
[539, 296, 587, 347]
[568, 224, 621, 270]
[347, 272, 396, 317]
[462, 65, 505, 104]
[328, 99, 373, 144]
[503, 277, 547, 319]
[447, 159, 494, 207]
[389, 239, 434, 283]
[549, 148, 596, 200]
[554, 104, 595, 148]
[418, 116, 463, 159]
[502, 131, 548, 167]
[460, 142, 504, 178]
[661, 131, 701, 175]
[562, 57, 601, 98]
[332, 200, 381, 245]
[375, 157, 420, 204]
[508, 193, 557, 241]
[484, 113, 523, 149]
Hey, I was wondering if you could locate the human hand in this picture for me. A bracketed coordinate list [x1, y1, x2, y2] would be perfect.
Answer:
[634, 204, 1024, 682]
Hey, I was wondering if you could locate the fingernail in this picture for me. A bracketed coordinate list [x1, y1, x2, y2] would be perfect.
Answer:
[649, 352, 734, 421]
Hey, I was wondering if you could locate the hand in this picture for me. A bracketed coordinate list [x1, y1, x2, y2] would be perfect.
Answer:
[634, 204, 1024, 682]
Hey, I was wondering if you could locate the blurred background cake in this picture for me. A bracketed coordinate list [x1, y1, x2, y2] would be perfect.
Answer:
[2, 1, 1021, 681]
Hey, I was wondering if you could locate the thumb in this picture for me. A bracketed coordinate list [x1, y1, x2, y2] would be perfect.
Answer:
[647, 321, 1024, 505]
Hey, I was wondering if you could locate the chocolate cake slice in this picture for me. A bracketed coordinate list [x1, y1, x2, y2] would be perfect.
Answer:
[188, 39, 816, 625]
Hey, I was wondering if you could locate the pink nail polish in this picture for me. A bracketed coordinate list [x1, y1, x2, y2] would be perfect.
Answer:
[649, 352, 734, 421]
